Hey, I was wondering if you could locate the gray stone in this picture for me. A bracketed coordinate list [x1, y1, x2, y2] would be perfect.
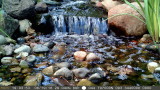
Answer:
[14, 45, 31, 54]
[19, 19, 32, 34]
[27, 55, 36, 63]
[0, 10, 19, 37]
[35, 2, 48, 13]
[2, 0, 36, 19]
[54, 67, 73, 79]
[19, 60, 29, 68]
[0, 35, 7, 45]
[33, 44, 49, 53]
[55, 62, 70, 68]
[3, 44, 14, 55]
[1, 57, 13, 64]
[72, 68, 90, 78]
[88, 73, 102, 84]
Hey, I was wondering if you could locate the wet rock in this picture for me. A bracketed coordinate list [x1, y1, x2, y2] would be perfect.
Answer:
[10, 67, 21, 72]
[17, 37, 26, 44]
[54, 67, 73, 79]
[74, 51, 87, 61]
[16, 52, 29, 58]
[3, 44, 14, 55]
[52, 43, 66, 59]
[42, 66, 54, 76]
[138, 43, 148, 48]
[22, 68, 32, 73]
[147, 62, 159, 73]
[36, 73, 43, 84]
[2, 0, 36, 19]
[0, 35, 7, 45]
[35, 2, 48, 13]
[44, 42, 56, 49]
[14, 45, 31, 54]
[19, 60, 29, 68]
[24, 77, 37, 86]
[0, 81, 13, 86]
[0, 10, 19, 37]
[1, 57, 13, 64]
[55, 62, 71, 68]
[88, 73, 102, 84]
[27, 55, 36, 63]
[77, 79, 97, 86]
[139, 34, 152, 43]
[141, 74, 154, 79]
[86, 53, 100, 62]
[33, 44, 49, 53]
[19, 19, 32, 34]
[154, 67, 160, 73]
[72, 68, 90, 78]
[90, 67, 106, 77]
[108, 2, 146, 36]
[11, 59, 19, 65]
[145, 44, 158, 51]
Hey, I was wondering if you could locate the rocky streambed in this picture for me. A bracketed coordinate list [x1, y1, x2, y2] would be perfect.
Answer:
[0, 33, 160, 86]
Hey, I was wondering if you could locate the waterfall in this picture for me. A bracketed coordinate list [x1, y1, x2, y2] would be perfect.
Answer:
[51, 15, 108, 35]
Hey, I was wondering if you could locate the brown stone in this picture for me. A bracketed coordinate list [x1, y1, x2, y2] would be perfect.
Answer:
[86, 53, 100, 62]
[108, 2, 146, 36]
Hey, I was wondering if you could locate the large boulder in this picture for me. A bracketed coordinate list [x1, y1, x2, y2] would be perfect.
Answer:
[2, 0, 36, 19]
[108, 2, 146, 36]
[0, 10, 19, 37]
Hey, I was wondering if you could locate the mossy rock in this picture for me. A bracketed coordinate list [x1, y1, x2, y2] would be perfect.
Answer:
[0, 9, 19, 37]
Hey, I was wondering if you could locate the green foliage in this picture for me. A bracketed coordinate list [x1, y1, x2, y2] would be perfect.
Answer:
[124, 0, 160, 52]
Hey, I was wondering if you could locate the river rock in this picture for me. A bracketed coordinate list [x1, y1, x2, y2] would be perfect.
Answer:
[108, 2, 146, 36]
[35, 2, 48, 13]
[54, 67, 73, 79]
[55, 62, 71, 68]
[77, 79, 97, 86]
[14, 45, 31, 54]
[27, 55, 36, 63]
[1, 57, 13, 64]
[24, 77, 37, 86]
[0, 35, 7, 45]
[19, 19, 32, 34]
[0, 10, 19, 37]
[72, 68, 90, 78]
[16, 52, 29, 59]
[0, 81, 13, 86]
[42, 66, 54, 76]
[74, 51, 87, 61]
[33, 44, 49, 53]
[3, 44, 14, 55]
[19, 60, 29, 68]
[10, 67, 21, 72]
[147, 62, 159, 73]
[86, 53, 100, 62]
[154, 67, 160, 73]
[2, 0, 36, 19]
[88, 73, 102, 84]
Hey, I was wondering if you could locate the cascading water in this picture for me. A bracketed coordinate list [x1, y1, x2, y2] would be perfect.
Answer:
[40, 0, 108, 35]
[51, 15, 108, 35]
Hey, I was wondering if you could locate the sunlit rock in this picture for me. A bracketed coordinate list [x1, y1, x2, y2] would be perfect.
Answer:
[86, 53, 100, 62]
[19, 60, 29, 68]
[74, 51, 87, 61]
[27, 55, 36, 63]
[1, 57, 13, 65]
[10, 67, 21, 72]
[14, 45, 31, 54]
[147, 62, 159, 73]
[55, 62, 71, 68]
[42, 66, 54, 76]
